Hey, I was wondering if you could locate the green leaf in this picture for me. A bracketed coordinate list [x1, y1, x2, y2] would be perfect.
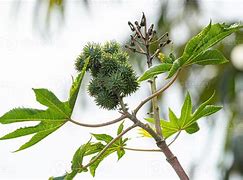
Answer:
[71, 141, 91, 173]
[0, 89, 71, 151]
[179, 92, 192, 128]
[69, 57, 90, 110]
[89, 148, 117, 177]
[117, 121, 124, 135]
[84, 142, 105, 156]
[148, 92, 222, 138]
[0, 108, 66, 124]
[33, 88, 71, 118]
[160, 118, 179, 138]
[185, 123, 200, 134]
[0, 120, 65, 140]
[138, 63, 172, 82]
[189, 49, 228, 65]
[49, 175, 66, 180]
[0, 53, 89, 152]
[14, 122, 64, 152]
[192, 105, 222, 121]
[92, 134, 114, 144]
[117, 148, 125, 160]
[167, 22, 242, 78]
[192, 92, 216, 118]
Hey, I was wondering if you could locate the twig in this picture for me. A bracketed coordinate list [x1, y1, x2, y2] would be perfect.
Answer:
[133, 70, 180, 114]
[68, 115, 127, 128]
[125, 45, 147, 55]
[123, 147, 162, 152]
[168, 131, 181, 147]
[149, 32, 169, 45]
[150, 49, 161, 60]
[82, 123, 138, 169]
[135, 42, 146, 53]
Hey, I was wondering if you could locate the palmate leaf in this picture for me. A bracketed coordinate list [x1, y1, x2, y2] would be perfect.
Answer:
[0, 89, 69, 151]
[167, 22, 242, 78]
[145, 92, 222, 138]
[0, 58, 90, 151]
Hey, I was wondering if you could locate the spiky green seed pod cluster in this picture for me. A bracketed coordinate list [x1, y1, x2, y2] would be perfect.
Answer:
[75, 41, 139, 110]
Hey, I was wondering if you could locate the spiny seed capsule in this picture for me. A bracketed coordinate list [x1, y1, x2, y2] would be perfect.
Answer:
[75, 43, 102, 74]
[75, 41, 139, 110]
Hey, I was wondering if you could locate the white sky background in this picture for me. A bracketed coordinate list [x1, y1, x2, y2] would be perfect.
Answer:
[0, 0, 243, 180]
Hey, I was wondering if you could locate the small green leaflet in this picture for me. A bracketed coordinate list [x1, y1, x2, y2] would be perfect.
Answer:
[167, 22, 242, 78]
[145, 92, 222, 138]
[117, 121, 124, 135]
[138, 63, 172, 82]
[0, 108, 61, 124]
[65, 141, 92, 179]
[187, 49, 228, 65]
[0, 58, 90, 151]
[33, 88, 71, 118]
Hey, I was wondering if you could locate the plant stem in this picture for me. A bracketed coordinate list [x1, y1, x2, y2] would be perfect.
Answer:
[68, 115, 127, 128]
[145, 43, 163, 137]
[132, 116, 189, 180]
[149, 76, 163, 137]
[120, 99, 189, 180]
[156, 139, 189, 180]
[82, 123, 138, 169]
[133, 70, 180, 114]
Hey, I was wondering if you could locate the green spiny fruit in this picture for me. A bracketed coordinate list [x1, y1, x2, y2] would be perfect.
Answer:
[99, 56, 120, 75]
[113, 51, 129, 63]
[105, 72, 125, 94]
[75, 43, 102, 75]
[94, 90, 119, 110]
[76, 41, 139, 110]
[75, 53, 86, 72]
[88, 76, 105, 96]
[118, 65, 139, 95]
[103, 41, 120, 54]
